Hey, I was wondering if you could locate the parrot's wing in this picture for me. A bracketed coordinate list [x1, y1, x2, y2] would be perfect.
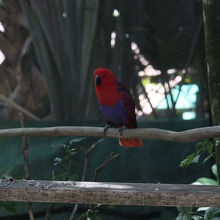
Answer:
[117, 80, 137, 128]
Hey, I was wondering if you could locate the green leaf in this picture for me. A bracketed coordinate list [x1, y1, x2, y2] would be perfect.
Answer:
[180, 154, 196, 167]
[180, 153, 200, 167]
[176, 207, 193, 220]
[197, 207, 209, 212]
[177, 207, 193, 213]
[192, 216, 203, 220]
[195, 177, 218, 185]
[176, 213, 191, 220]
[68, 174, 78, 181]
[54, 157, 62, 166]
[192, 155, 200, 163]
[51, 143, 67, 148]
[86, 209, 90, 217]
[180, 140, 214, 167]
[212, 164, 218, 179]
[207, 141, 214, 154]
[184, 75, 192, 84]
[196, 140, 213, 154]
[69, 137, 86, 144]
[69, 150, 77, 156]
[142, 78, 150, 86]
[203, 152, 215, 164]
[204, 208, 220, 220]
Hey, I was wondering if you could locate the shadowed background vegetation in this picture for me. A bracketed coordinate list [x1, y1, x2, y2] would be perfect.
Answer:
[0, 0, 219, 122]
[0, 0, 220, 220]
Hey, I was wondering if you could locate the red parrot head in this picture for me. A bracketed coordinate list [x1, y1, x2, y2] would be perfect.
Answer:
[94, 68, 121, 106]
[94, 68, 117, 88]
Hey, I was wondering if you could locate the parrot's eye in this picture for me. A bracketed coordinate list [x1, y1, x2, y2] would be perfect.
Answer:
[103, 73, 107, 78]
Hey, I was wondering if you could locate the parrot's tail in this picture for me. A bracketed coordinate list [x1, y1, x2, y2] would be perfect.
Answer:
[119, 138, 143, 147]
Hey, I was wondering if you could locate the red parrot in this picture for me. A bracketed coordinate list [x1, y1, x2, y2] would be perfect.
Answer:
[94, 68, 143, 147]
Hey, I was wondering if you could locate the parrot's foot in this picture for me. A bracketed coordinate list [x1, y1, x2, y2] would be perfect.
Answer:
[119, 125, 127, 136]
[104, 124, 112, 136]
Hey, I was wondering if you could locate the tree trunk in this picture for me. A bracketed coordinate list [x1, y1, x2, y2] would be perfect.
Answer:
[203, 0, 220, 181]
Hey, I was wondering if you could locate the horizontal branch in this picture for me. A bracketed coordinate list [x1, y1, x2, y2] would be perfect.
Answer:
[0, 179, 220, 207]
[0, 126, 219, 143]
[0, 93, 41, 121]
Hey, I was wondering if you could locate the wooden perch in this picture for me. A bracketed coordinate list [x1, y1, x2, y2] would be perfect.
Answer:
[0, 179, 220, 207]
[0, 126, 219, 143]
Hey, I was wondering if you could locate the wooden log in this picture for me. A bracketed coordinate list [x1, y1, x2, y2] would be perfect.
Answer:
[0, 126, 219, 143]
[0, 179, 220, 207]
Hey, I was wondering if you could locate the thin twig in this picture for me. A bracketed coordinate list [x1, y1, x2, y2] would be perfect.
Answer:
[94, 152, 119, 182]
[166, 80, 175, 110]
[69, 139, 104, 220]
[161, 76, 171, 115]
[45, 170, 56, 219]
[87, 138, 104, 155]
[19, 113, 35, 220]
[174, 18, 203, 106]
[45, 204, 54, 220]
[19, 113, 30, 180]
[82, 139, 104, 182]
[137, 75, 157, 118]
[81, 147, 88, 182]
[75, 152, 119, 220]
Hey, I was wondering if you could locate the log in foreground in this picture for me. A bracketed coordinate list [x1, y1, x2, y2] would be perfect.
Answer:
[0, 126, 219, 143]
[0, 179, 220, 207]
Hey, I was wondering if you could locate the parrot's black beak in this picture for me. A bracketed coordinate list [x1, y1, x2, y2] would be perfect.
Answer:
[96, 75, 101, 86]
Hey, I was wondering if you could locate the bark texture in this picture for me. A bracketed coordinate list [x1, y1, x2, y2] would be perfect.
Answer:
[0, 180, 220, 207]
[0, 126, 218, 143]
[203, 0, 220, 180]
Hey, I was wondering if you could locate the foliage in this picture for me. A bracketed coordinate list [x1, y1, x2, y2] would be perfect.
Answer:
[51, 137, 86, 181]
[19, 0, 104, 121]
[177, 138, 219, 219]
[85, 206, 102, 220]
[176, 164, 219, 220]
[176, 206, 220, 220]
[176, 207, 199, 220]
[193, 164, 218, 185]
[51, 138, 104, 220]
[203, 0, 220, 190]
[180, 139, 214, 167]
[0, 0, 211, 120]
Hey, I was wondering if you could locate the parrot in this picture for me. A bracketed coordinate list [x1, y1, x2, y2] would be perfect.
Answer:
[94, 68, 143, 147]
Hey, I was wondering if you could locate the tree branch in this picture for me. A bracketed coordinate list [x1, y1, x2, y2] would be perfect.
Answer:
[74, 152, 119, 220]
[0, 93, 41, 121]
[0, 126, 219, 143]
[45, 203, 54, 220]
[19, 113, 35, 220]
[94, 153, 119, 182]
[69, 139, 104, 220]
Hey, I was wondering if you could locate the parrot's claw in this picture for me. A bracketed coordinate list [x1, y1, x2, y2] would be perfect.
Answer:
[104, 124, 111, 136]
[119, 125, 127, 136]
